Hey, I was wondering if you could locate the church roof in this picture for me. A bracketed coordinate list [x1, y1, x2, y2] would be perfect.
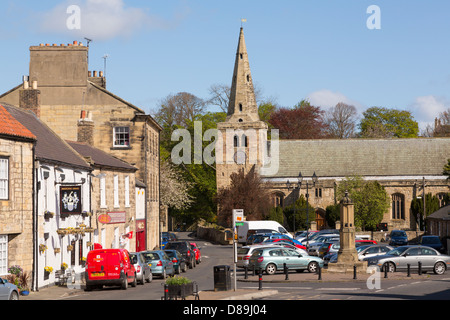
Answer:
[262, 138, 450, 178]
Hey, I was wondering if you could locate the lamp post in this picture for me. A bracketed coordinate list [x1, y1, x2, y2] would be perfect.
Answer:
[287, 172, 319, 243]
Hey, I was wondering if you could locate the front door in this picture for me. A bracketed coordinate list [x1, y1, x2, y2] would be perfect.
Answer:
[136, 231, 146, 252]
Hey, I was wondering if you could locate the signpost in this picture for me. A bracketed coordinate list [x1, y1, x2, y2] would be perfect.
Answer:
[232, 209, 244, 291]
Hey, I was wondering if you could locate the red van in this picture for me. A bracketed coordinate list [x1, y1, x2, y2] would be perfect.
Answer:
[85, 248, 137, 291]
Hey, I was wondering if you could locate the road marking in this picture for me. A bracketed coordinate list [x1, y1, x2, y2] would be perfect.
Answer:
[317, 288, 359, 291]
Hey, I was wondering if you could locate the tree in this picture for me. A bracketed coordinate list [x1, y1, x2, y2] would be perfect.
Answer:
[325, 204, 340, 229]
[159, 160, 193, 211]
[323, 102, 358, 139]
[283, 194, 316, 232]
[411, 193, 441, 231]
[359, 107, 419, 138]
[268, 100, 328, 139]
[336, 176, 390, 231]
[216, 167, 272, 227]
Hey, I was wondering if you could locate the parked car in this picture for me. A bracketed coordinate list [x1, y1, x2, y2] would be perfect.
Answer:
[366, 245, 450, 275]
[318, 240, 340, 258]
[388, 230, 408, 246]
[295, 231, 319, 242]
[306, 235, 340, 256]
[85, 248, 137, 291]
[357, 244, 393, 260]
[355, 239, 378, 247]
[247, 233, 272, 245]
[142, 250, 175, 279]
[420, 235, 445, 253]
[237, 243, 308, 268]
[262, 235, 307, 250]
[190, 242, 202, 264]
[164, 249, 187, 274]
[130, 252, 152, 285]
[248, 247, 323, 275]
[165, 241, 196, 269]
[0, 277, 19, 300]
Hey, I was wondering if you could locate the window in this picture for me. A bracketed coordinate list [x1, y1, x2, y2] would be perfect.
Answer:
[114, 175, 119, 208]
[392, 193, 405, 220]
[124, 176, 130, 207]
[239, 104, 243, 112]
[234, 135, 239, 147]
[315, 188, 322, 198]
[0, 235, 7, 275]
[0, 158, 8, 200]
[113, 127, 130, 147]
[100, 176, 106, 208]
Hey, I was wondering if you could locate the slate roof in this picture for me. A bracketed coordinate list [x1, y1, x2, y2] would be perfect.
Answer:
[0, 104, 36, 140]
[67, 140, 137, 171]
[263, 138, 450, 178]
[427, 205, 450, 220]
[1, 103, 90, 169]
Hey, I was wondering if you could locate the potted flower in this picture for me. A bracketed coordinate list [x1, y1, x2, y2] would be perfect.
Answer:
[61, 263, 68, 271]
[44, 266, 53, 275]
[18, 271, 30, 296]
[8, 265, 23, 277]
[44, 210, 55, 219]
[39, 244, 47, 254]
[54, 248, 61, 254]
[67, 245, 74, 251]
[165, 276, 195, 300]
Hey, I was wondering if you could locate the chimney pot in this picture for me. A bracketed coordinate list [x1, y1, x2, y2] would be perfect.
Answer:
[80, 110, 86, 119]
[93, 71, 98, 77]
[99, 71, 104, 77]
[23, 81, 29, 89]
[32, 81, 38, 90]
[73, 41, 78, 46]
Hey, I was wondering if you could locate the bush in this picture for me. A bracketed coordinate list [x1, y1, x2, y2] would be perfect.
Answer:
[165, 276, 192, 285]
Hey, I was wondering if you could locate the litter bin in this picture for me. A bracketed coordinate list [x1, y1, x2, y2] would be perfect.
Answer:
[213, 265, 231, 291]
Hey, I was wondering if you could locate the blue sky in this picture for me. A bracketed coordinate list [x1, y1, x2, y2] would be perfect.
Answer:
[1, 1, 450, 131]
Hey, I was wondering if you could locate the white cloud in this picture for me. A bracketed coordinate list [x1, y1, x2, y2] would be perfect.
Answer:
[409, 95, 449, 131]
[38, 0, 188, 41]
[306, 89, 364, 112]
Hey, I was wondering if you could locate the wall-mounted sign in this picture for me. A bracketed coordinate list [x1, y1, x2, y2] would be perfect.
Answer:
[98, 212, 126, 224]
[60, 185, 82, 214]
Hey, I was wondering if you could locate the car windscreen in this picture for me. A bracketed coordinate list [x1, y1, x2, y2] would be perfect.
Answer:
[387, 247, 408, 256]
[391, 231, 406, 237]
[237, 248, 250, 255]
[142, 252, 160, 261]
[165, 242, 185, 251]
[422, 237, 440, 244]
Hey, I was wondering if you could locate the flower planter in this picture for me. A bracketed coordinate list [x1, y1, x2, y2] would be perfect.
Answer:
[20, 290, 29, 296]
[167, 283, 194, 300]
[44, 212, 54, 220]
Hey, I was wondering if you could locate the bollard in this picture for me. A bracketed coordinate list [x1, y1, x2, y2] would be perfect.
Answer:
[258, 269, 263, 291]
[252, 266, 256, 276]
[353, 265, 357, 280]
[317, 265, 322, 281]
[284, 263, 289, 280]
[384, 263, 388, 278]
[244, 266, 248, 280]
[418, 261, 422, 275]
[163, 284, 169, 300]
[407, 264, 411, 277]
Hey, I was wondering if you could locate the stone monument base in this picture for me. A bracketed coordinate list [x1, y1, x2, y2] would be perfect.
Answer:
[326, 260, 368, 273]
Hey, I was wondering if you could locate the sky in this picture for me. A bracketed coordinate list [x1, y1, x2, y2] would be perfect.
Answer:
[1, 0, 450, 132]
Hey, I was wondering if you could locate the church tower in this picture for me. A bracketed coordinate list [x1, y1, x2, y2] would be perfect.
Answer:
[216, 27, 268, 191]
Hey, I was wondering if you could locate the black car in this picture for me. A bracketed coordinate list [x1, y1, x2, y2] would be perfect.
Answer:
[164, 241, 196, 269]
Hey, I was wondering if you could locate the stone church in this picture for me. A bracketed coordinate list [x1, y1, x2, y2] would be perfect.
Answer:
[216, 28, 450, 231]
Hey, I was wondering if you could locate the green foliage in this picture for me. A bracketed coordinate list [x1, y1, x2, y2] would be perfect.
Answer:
[359, 107, 419, 138]
[283, 194, 316, 232]
[267, 206, 284, 225]
[411, 193, 442, 230]
[325, 204, 340, 229]
[165, 276, 192, 285]
[337, 176, 390, 231]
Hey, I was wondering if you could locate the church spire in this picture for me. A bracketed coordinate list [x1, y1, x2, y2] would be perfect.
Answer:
[227, 27, 260, 122]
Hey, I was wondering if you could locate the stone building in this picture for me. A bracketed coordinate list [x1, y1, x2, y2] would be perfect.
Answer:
[0, 104, 36, 277]
[2, 102, 92, 290]
[0, 41, 162, 249]
[216, 28, 450, 231]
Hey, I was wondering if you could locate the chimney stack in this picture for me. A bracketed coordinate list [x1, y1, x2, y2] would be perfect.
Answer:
[77, 110, 94, 145]
[19, 78, 41, 118]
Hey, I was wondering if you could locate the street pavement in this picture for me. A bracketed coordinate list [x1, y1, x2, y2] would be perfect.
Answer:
[20, 267, 434, 300]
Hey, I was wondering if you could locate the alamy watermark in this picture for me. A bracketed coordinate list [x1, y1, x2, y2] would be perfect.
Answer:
[66, 5, 81, 30]
[171, 121, 280, 176]
[367, 5, 381, 30]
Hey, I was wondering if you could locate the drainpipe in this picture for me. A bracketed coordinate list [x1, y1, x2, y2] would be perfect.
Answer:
[32, 146, 39, 291]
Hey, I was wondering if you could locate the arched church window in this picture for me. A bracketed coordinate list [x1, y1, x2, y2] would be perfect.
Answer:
[242, 134, 248, 147]
[233, 135, 239, 147]
[392, 193, 405, 220]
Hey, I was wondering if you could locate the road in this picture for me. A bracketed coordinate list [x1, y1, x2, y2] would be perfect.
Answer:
[61, 232, 450, 300]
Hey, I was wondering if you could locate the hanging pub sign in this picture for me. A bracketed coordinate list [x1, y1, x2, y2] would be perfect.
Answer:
[60, 185, 82, 214]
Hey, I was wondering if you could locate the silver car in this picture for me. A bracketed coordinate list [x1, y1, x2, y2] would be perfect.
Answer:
[366, 245, 450, 275]
[357, 245, 393, 260]
[130, 252, 153, 285]
[0, 277, 19, 300]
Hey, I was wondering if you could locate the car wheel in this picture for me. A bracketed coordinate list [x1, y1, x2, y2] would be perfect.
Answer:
[121, 275, 128, 290]
[189, 258, 193, 269]
[384, 262, 396, 273]
[9, 291, 19, 300]
[146, 271, 152, 283]
[434, 261, 446, 275]
[265, 263, 277, 275]
[131, 273, 137, 287]
[307, 261, 319, 273]
[175, 265, 180, 274]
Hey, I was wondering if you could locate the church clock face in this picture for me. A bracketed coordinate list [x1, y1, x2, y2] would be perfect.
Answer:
[234, 151, 246, 165]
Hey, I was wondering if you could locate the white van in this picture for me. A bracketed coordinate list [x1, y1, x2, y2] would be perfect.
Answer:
[237, 221, 291, 245]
